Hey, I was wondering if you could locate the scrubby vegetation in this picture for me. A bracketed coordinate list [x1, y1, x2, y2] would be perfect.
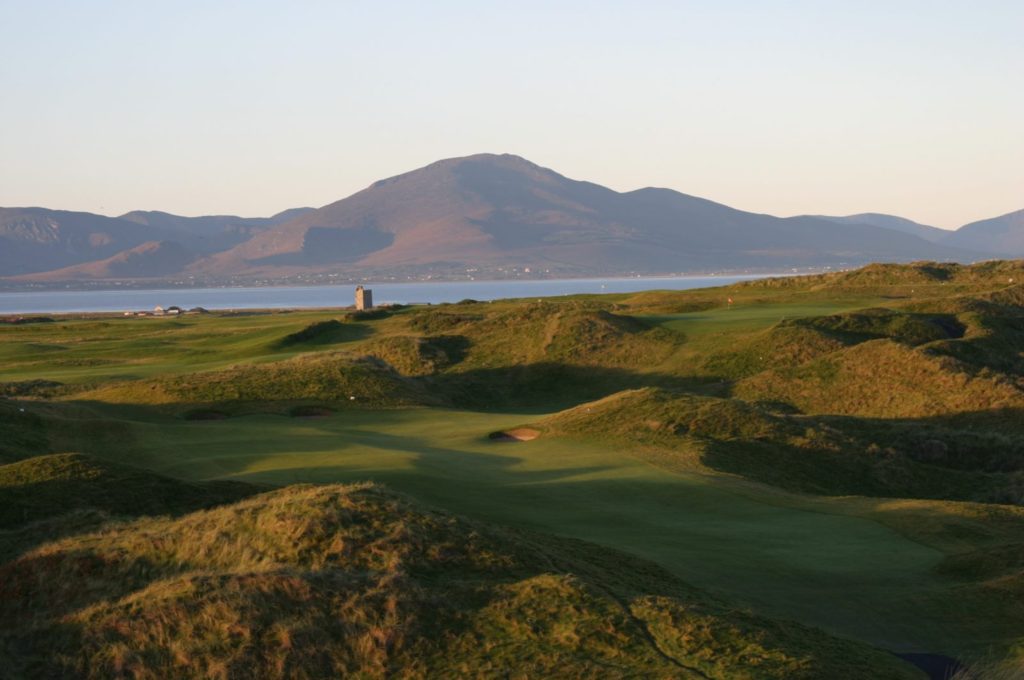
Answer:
[535, 387, 1024, 503]
[0, 483, 919, 678]
[0, 453, 257, 531]
[362, 335, 467, 376]
[274, 319, 353, 347]
[735, 339, 1024, 419]
[77, 353, 442, 414]
[6, 260, 1024, 674]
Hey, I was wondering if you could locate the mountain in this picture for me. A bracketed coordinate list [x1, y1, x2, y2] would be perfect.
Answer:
[193, 153, 973, 277]
[942, 208, 1024, 255]
[0, 155, 1002, 283]
[13, 240, 196, 280]
[0, 208, 159, 276]
[119, 208, 313, 253]
[119, 208, 313, 234]
[118, 208, 311, 248]
[0, 207, 313, 279]
[814, 212, 950, 243]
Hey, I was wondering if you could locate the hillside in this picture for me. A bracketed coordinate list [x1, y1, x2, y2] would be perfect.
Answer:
[0, 207, 309, 280]
[79, 352, 443, 413]
[944, 208, 1024, 256]
[4, 155, 1005, 285]
[13, 240, 196, 280]
[815, 213, 951, 244]
[0, 208, 161, 276]
[7, 261, 1024, 672]
[194, 154, 971, 278]
[532, 387, 1024, 503]
[0, 452, 260, 563]
[0, 481, 920, 679]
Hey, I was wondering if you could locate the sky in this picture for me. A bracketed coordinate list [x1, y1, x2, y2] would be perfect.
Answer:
[0, 1, 1021, 229]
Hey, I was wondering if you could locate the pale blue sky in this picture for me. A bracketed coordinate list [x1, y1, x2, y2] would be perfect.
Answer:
[1, 1, 1020, 228]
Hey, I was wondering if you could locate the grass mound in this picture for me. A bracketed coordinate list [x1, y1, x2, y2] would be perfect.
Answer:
[274, 319, 355, 348]
[926, 313, 1024, 378]
[737, 261, 1024, 296]
[0, 453, 258, 533]
[0, 483, 919, 679]
[538, 388, 1024, 502]
[395, 302, 688, 408]
[736, 339, 1024, 419]
[538, 388, 785, 443]
[919, 283, 1024, 317]
[694, 308, 967, 384]
[363, 335, 468, 376]
[454, 302, 683, 371]
[79, 353, 442, 411]
[786, 308, 965, 345]
[406, 308, 483, 334]
[977, 282, 1024, 308]
[347, 308, 392, 321]
[820, 261, 1024, 291]
[827, 262, 963, 286]
[0, 379, 66, 398]
[619, 290, 721, 314]
[700, 324, 850, 379]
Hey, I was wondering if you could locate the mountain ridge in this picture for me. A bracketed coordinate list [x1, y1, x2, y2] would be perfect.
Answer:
[813, 212, 950, 243]
[2, 153, 1018, 284]
[944, 208, 1024, 254]
[187, 153, 979, 277]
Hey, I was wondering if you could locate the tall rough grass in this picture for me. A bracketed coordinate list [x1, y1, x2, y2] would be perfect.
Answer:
[0, 483, 921, 679]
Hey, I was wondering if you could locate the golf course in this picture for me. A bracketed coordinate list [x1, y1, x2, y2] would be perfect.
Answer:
[4, 261, 1024, 677]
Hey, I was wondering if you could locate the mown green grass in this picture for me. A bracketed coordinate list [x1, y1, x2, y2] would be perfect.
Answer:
[5, 263, 1024, 671]
[0, 310, 376, 384]
[61, 405, 1017, 661]
[1, 483, 920, 679]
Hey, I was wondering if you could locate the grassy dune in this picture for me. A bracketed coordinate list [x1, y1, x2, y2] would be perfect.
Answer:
[1, 482, 924, 679]
[4, 261, 1024, 674]
[735, 338, 1024, 418]
[4, 403, 1011, 664]
[78, 353, 441, 413]
[0, 452, 261, 562]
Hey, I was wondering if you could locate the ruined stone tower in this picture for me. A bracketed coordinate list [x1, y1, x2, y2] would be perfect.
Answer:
[355, 285, 373, 311]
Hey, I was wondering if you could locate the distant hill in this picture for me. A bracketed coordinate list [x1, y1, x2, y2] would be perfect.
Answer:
[942, 208, 1024, 256]
[0, 207, 159, 276]
[119, 208, 313, 253]
[119, 207, 313, 234]
[194, 153, 973, 277]
[13, 240, 196, 280]
[2, 154, 1018, 284]
[0, 207, 312, 279]
[814, 212, 951, 244]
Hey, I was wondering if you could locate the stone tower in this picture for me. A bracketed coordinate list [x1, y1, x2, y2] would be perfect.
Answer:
[355, 285, 373, 311]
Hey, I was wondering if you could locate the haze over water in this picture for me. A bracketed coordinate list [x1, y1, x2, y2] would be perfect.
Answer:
[0, 275, 764, 315]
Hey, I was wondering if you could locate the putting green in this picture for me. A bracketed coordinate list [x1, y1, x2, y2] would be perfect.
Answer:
[118, 407, 973, 654]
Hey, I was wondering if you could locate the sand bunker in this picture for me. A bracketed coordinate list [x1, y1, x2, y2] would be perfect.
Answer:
[488, 428, 540, 442]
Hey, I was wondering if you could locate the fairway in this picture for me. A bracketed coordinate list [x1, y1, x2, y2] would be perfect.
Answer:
[6, 268, 1024, 671]
[0, 312, 353, 384]
[115, 407, 964, 654]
